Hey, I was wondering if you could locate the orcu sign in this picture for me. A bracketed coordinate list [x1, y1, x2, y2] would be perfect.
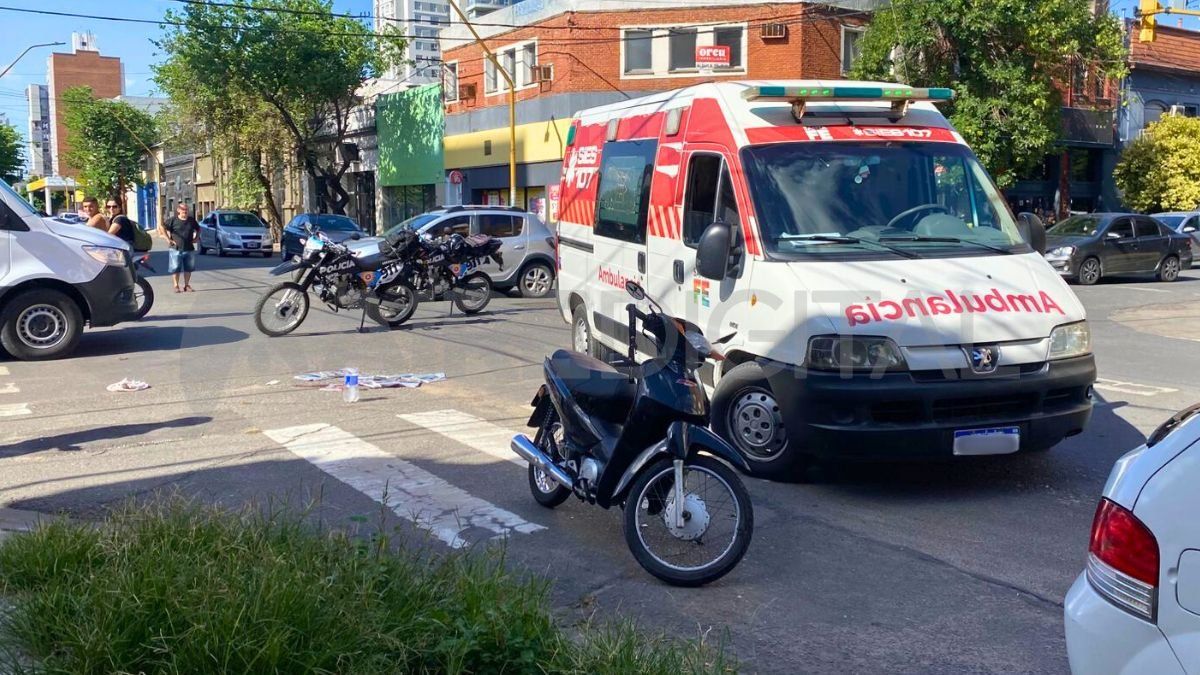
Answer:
[695, 45, 731, 69]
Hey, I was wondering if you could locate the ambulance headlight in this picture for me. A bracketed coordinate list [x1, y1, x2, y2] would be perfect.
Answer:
[807, 336, 907, 372]
[1049, 321, 1091, 360]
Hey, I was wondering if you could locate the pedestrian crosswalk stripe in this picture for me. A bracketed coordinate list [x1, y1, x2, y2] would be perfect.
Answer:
[1094, 379, 1178, 397]
[398, 409, 527, 468]
[0, 366, 8, 376]
[0, 403, 30, 417]
[0, 383, 18, 395]
[264, 423, 543, 549]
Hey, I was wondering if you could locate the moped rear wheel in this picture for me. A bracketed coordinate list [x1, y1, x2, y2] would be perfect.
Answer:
[623, 455, 753, 587]
[529, 407, 571, 508]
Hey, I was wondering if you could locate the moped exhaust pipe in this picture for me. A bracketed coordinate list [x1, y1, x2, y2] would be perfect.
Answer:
[511, 435, 574, 489]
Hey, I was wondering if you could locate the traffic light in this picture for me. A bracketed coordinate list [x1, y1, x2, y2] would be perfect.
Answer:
[1140, 0, 1159, 42]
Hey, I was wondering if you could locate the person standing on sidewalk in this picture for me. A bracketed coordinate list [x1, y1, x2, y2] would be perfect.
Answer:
[105, 198, 136, 246]
[81, 197, 109, 232]
[158, 203, 199, 293]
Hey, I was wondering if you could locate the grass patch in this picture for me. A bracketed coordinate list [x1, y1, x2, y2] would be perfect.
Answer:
[0, 501, 733, 674]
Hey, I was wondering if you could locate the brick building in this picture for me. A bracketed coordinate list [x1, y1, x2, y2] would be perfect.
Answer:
[437, 0, 882, 219]
[47, 32, 124, 177]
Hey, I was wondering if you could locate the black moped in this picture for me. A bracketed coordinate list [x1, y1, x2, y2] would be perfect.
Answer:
[511, 281, 753, 586]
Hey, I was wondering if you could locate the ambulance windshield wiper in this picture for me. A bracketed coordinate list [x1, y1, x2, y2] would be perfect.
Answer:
[878, 235, 1014, 255]
[784, 234, 920, 259]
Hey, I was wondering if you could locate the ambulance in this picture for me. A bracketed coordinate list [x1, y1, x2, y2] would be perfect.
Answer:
[554, 80, 1096, 480]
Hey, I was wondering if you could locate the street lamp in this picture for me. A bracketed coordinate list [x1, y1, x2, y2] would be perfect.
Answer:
[0, 42, 66, 80]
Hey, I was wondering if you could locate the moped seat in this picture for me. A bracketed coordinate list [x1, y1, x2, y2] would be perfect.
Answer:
[546, 349, 635, 423]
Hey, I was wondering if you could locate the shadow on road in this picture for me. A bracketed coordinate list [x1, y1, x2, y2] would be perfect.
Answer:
[73, 325, 250, 357]
[145, 312, 251, 322]
[0, 416, 212, 457]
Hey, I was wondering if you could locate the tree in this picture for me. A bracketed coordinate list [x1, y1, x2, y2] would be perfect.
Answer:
[850, 0, 1126, 188]
[0, 120, 23, 183]
[1113, 115, 1200, 213]
[61, 87, 158, 202]
[155, 0, 405, 218]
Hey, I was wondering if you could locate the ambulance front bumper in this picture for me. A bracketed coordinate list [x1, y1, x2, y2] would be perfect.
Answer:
[764, 355, 1096, 460]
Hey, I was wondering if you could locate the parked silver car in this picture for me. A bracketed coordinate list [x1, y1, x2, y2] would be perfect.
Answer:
[1152, 211, 1200, 259]
[198, 209, 274, 257]
[356, 206, 557, 298]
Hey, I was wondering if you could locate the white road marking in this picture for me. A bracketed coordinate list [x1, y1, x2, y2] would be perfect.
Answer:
[1094, 378, 1179, 397]
[0, 366, 8, 376]
[1121, 286, 1170, 294]
[399, 409, 526, 467]
[0, 403, 30, 417]
[264, 423, 542, 549]
[0, 383, 18, 394]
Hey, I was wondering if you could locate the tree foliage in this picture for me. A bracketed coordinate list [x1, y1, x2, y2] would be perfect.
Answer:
[0, 120, 24, 183]
[851, 0, 1126, 188]
[61, 87, 158, 201]
[155, 0, 405, 218]
[1113, 115, 1200, 213]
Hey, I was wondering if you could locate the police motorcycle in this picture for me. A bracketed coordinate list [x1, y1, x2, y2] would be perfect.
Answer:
[254, 224, 416, 337]
[366, 227, 503, 328]
[511, 280, 754, 586]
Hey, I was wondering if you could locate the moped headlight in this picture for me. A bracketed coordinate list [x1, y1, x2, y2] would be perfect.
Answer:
[1049, 321, 1091, 360]
[806, 335, 907, 371]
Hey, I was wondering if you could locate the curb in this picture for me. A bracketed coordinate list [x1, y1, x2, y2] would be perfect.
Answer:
[0, 507, 46, 536]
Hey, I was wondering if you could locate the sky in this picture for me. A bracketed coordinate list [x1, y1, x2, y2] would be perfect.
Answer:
[0, 0, 372, 157]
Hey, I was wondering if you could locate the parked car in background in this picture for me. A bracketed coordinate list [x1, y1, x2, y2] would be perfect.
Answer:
[1064, 403, 1200, 674]
[198, 210, 274, 257]
[1043, 213, 1194, 285]
[53, 212, 85, 224]
[358, 205, 557, 298]
[1152, 211, 1200, 259]
[280, 213, 364, 261]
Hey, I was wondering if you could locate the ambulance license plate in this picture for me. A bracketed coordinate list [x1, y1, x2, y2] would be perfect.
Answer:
[953, 426, 1020, 456]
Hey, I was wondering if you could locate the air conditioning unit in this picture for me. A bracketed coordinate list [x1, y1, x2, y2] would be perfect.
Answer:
[458, 83, 477, 100]
[535, 64, 554, 83]
[1169, 104, 1187, 116]
[762, 23, 787, 39]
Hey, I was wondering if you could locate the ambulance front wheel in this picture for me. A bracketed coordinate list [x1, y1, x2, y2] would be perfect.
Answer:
[711, 362, 810, 481]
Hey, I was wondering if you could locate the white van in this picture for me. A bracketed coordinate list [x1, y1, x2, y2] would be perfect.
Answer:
[555, 80, 1096, 479]
[0, 181, 140, 360]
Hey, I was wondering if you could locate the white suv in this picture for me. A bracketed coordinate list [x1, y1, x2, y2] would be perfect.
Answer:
[1065, 403, 1200, 674]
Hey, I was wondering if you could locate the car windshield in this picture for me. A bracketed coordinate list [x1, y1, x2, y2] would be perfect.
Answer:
[0, 180, 37, 217]
[384, 214, 439, 236]
[1154, 215, 1185, 230]
[311, 215, 359, 231]
[1048, 215, 1101, 236]
[740, 141, 1028, 259]
[220, 213, 265, 228]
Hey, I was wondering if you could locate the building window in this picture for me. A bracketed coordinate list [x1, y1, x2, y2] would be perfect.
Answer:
[520, 42, 537, 86]
[485, 59, 497, 93]
[1093, 69, 1105, 99]
[668, 28, 698, 72]
[484, 40, 536, 93]
[841, 26, 865, 74]
[624, 28, 653, 73]
[443, 61, 458, 101]
[1072, 61, 1085, 99]
[714, 26, 742, 69]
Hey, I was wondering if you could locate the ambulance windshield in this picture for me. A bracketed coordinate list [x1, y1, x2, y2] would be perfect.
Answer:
[741, 142, 1028, 259]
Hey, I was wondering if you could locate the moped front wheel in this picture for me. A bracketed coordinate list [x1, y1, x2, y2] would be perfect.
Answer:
[254, 282, 309, 337]
[623, 455, 753, 587]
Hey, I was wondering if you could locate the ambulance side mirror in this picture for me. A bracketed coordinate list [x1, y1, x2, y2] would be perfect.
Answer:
[1017, 212, 1047, 255]
[696, 220, 737, 280]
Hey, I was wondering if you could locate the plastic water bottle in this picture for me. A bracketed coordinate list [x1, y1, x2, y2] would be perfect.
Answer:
[343, 368, 360, 403]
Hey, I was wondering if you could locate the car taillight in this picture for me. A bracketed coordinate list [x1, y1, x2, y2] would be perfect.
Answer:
[1086, 498, 1159, 621]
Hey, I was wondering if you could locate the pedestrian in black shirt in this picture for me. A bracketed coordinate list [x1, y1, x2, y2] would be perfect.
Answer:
[158, 203, 200, 292]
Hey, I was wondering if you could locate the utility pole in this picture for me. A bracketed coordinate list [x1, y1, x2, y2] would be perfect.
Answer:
[0, 41, 65, 80]
[446, 0, 517, 206]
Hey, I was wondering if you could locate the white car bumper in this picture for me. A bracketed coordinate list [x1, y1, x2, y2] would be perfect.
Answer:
[1064, 573, 1185, 674]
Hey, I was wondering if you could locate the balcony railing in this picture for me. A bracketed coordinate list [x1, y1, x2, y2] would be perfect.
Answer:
[1061, 107, 1115, 146]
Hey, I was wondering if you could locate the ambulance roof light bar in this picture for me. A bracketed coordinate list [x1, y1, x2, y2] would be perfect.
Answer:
[742, 85, 954, 122]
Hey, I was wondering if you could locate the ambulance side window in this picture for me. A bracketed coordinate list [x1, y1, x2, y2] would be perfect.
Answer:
[595, 139, 656, 244]
[683, 155, 739, 248]
[683, 154, 721, 246]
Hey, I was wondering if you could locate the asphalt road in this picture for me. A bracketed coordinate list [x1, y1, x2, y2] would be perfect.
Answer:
[2, 250, 1199, 673]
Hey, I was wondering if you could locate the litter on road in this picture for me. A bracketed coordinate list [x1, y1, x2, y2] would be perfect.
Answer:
[106, 379, 150, 392]
[293, 370, 446, 390]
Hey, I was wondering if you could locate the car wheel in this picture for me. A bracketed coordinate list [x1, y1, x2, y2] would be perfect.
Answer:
[0, 288, 84, 361]
[519, 262, 555, 298]
[1077, 257, 1101, 286]
[1158, 255, 1181, 282]
[711, 361, 810, 481]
